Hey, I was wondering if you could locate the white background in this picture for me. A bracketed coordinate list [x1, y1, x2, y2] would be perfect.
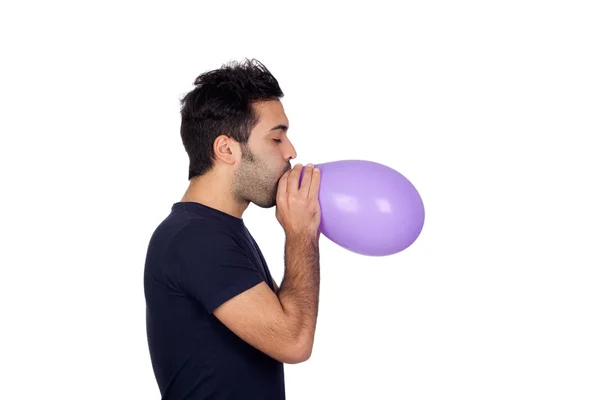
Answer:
[1, 1, 599, 399]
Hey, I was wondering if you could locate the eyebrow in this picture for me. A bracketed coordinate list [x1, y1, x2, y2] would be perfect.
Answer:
[269, 124, 288, 132]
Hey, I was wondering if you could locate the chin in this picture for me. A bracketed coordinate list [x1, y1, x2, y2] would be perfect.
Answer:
[253, 199, 276, 209]
[251, 192, 277, 208]
[246, 183, 278, 209]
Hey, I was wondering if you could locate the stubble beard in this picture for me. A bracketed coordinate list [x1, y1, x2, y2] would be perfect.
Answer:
[233, 144, 290, 209]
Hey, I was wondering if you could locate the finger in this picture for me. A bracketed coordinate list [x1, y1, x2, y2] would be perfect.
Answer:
[287, 163, 303, 193]
[277, 169, 291, 197]
[299, 164, 314, 196]
[309, 166, 321, 199]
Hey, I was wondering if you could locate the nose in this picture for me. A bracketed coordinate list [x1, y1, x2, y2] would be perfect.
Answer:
[284, 139, 297, 161]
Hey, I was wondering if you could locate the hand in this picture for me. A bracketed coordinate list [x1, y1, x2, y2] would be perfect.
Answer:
[276, 163, 322, 239]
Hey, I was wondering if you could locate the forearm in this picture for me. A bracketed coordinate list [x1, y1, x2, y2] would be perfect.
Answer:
[277, 233, 320, 352]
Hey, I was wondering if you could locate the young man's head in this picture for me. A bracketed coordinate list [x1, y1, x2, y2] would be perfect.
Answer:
[180, 59, 297, 209]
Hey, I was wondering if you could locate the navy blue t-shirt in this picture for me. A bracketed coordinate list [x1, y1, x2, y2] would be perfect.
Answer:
[144, 201, 285, 399]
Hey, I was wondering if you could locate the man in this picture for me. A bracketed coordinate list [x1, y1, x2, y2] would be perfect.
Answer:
[144, 59, 322, 400]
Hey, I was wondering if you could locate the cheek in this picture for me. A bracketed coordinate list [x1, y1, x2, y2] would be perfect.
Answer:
[266, 145, 283, 160]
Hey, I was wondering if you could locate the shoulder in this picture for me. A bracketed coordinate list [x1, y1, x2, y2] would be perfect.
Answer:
[173, 218, 237, 247]
[165, 218, 251, 280]
[177, 217, 229, 236]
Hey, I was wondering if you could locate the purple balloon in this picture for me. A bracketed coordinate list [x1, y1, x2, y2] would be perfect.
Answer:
[301, 160, 425, 256]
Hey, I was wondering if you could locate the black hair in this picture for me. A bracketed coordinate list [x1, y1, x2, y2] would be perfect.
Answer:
[179, 58, 284, 180]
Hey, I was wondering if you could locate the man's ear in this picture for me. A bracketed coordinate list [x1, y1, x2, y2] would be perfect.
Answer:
[213, 135, 240, 165]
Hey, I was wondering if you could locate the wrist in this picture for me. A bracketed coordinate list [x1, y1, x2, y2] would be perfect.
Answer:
[285, 229, 319, 246]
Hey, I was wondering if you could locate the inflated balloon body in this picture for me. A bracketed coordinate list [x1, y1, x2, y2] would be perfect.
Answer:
[301, 160, 425, 256]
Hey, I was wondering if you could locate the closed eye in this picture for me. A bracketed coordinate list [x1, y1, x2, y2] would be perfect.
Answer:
[273, 139, 282, 143]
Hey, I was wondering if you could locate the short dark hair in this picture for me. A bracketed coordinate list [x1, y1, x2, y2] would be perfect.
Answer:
[179, 58, 284, 180]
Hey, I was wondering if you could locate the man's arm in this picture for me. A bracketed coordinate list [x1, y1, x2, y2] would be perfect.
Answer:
[272, 232, 319, 296]
[212, 164, 321, 364]
[213, 233, 319, 364]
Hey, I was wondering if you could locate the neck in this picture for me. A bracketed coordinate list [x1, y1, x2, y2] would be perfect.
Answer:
[180, 169, 249, 219]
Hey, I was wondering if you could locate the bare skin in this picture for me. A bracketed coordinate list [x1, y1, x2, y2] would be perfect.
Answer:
[180, 99, 321, 364]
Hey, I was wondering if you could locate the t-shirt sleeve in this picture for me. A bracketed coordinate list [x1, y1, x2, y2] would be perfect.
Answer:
[170, 221, 264, 314]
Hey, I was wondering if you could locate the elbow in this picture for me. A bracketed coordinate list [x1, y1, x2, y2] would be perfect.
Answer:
[284, 335, 314, 364]
[285, 348, 312, 364]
